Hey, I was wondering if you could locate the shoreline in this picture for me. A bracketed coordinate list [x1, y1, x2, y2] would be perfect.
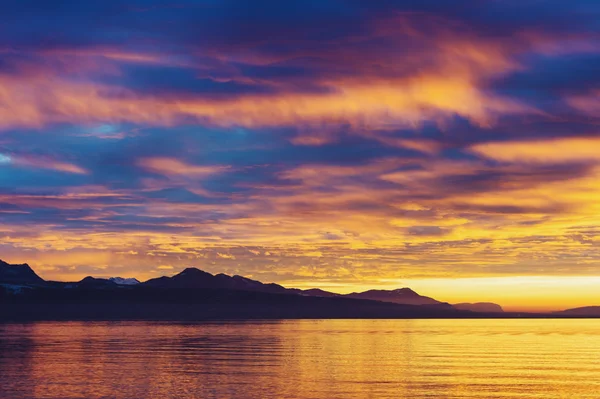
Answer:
[1, 302, 592, 322]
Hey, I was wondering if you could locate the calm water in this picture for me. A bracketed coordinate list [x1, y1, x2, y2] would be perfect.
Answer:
[1, 320, 600, 399]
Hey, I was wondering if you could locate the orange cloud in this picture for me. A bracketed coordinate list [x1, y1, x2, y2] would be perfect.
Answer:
[1, 154, 88, 174]
[470, 137, 600, 164]
[137, 157, 229, 177]
[0, 72, 530, 132]
[0, 19, 539, 134]
[40, 48, 171, 65]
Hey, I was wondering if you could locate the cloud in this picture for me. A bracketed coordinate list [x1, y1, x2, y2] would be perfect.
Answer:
[0, 10, 545, 135]
[470, 137, 600, 164]
[0, 153, 88, 174]
[567, 90, 600, 116]
[137, 157, 229, 177]
[0, 65, 529, 132]
[407, 226, 450, 236]
[375, 138, 444, 155]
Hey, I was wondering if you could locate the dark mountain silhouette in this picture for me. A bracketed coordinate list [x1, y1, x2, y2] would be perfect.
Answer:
[0, 259, 45, 285]
[143, 268, 290, 294]
[0, 261, 481, 320]
[345, 288, 445, 306]
[142, 269, 448, 306]
[78, 277, 119, 289]
[453, 302, 504, 313]
[301, 288, 340, 297]
[144, 267, 214, 288]
[2, 259, 582, 320]
[555, 306, 600, 316]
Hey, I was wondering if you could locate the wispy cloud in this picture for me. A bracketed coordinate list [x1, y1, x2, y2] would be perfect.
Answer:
[137, 157, 229, 177]
[470, 137, 600, 164]
[0, 153, 88, 174]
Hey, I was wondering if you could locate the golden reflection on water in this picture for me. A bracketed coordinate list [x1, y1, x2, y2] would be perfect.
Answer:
[1, 320, 600, 399]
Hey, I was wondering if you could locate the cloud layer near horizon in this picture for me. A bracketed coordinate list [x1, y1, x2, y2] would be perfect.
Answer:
[2, 0, 600, 296]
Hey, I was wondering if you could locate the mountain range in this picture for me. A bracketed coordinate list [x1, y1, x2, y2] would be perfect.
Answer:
[2, 258, 590, 320]
[0, 260, 492, 310]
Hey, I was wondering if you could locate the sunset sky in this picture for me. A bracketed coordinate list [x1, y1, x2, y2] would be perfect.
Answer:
[2, 1, 600, 311]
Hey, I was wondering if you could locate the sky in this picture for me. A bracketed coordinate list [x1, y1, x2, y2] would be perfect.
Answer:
[2, 1, 600, 311]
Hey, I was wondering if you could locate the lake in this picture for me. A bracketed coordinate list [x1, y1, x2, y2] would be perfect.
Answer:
[1, 320, 599, 398]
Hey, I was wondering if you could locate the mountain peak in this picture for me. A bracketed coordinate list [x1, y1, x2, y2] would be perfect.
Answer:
[109, 277, 140, 285]
[0, 260, 45, 285]
[0, 259, 31, 268]
[77, 276, 119, 289]
[393, 288, 418, 295]
[178, 267, 213, 277]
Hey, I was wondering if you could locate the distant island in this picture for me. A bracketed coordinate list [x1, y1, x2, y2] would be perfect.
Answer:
[0, 259, 594, 320]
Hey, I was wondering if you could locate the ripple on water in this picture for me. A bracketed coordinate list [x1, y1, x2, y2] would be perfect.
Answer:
[1, 319, 600, 399]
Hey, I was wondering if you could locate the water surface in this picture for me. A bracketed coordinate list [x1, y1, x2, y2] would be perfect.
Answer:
[1, 320, 600, 398]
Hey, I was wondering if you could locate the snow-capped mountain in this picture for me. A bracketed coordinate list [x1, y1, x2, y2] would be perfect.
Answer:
[108, 277, 140, 285]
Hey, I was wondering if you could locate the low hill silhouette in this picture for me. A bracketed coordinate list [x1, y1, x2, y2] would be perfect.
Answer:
[346, 288, 447, 306]
[555, 306, 600, 317]
[454, 303, 504, 313]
